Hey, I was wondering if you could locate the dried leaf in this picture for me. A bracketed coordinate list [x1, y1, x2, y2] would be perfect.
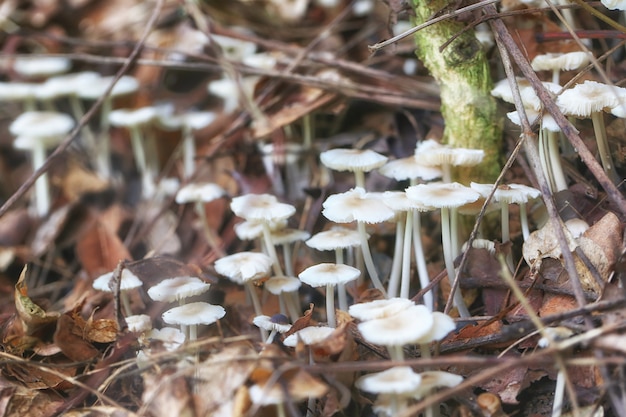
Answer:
[141, 369, 195, 417]
[14, 266, 60, 335]
[53, 313, 100, 362]
[76, 217, 132, 277]
[71, 311, 118, 344]
[63, 406, 138, 417]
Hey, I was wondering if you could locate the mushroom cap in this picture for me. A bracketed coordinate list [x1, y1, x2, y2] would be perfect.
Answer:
[0, 82, 37, 101]
[253, 314, 292, 333]
[36, 71, 101, 100]
[175, 182, 225, 204]
[412, 371, 463, 399]
[77, 75, 139, 99]
[380, 191, 434, 213]
[357, 304, 435, 346]
[414, 139, 485, 167]
[162, 301, 225, 326]
[470, 182, 540, 204]
[378, 156, 443, 182]
[125, 314, 152, 333]
[270, 228, 311, 245]
[298, 263, 361, 287]
[556, 80, 623, 117]
[491, 78, 562, 111]
[406, 182, 480, 209]
[210, 34, 257, 61]
[602, 0, 626, 9]
[320, 148, 388, 172]
[282, 326, 335, 346]
[13, 56, 71, 78]
[147, 276, 211, 303]
[242, 52, 279, 70]
[357, 366, 423, 395]
[230, 193, 296, 222]
[306, 227, 363, 250]
[10, 111, 75, 141]
[264, 275, 302, 294]
[348, 298, 414, 321]
[214, 251, 274, 283]
[491, 77, 530, 103]
[158, 111, 216, 131]
[149, 327, 186, 350]
[234, 218, 287, 240]
[531, 52, 591, 72]
[109, 106, 163, 127]
[93, 269, 143, 292]
[414, 311, 455, 343]
[322, 187, 396, 224]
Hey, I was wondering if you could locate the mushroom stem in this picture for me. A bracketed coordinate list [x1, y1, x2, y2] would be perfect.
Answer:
[244, 281, 263, 317]
[188, 324, 198, 341]
[265, 328, 279, 344]
[182, 125, 195, 179]
[31, 142, 51, 217]
[519, 203, 531, 241]
[538, 129, 555, 191]
[547, 130, 568, 191]
[441, 208, 471, 318]
[387, 213, 406, 298]
[96, 98, 113, 179]
[335, 248, 349, 311]
[590, 111, 619, 184]
[120, 292, 133, 318]
[281, 243, 294, 277]
[399, 210, 413, 299]
[129, 125, 153, 197]
[354, 170, 365, 188]
[261, 223, 285, 276]
[552, 367, 566, 417]
[413, 210, 434, 310]
[441, 162, 452, 183]
[357, 221, 387, 296]
[194, 201, 226, 257]
[388, 344, 404, 361]
[326, 283, 337, 328]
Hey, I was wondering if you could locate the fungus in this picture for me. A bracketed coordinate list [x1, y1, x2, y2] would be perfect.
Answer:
[357, 366, 423, 417]
[320, 148, 388, 188]
[414, 139, 484, 183]
[298, 263, 360, 327]
[92, 269, 143, 317]
[270, 228, 310, 276]
[531, 52, 591, 84]
[147, 276, 211, 304]
[406, 182, 480, 317]
[175, 182, 226, 257]
[264, 275, 302, 321]
[253, 314, 292, 344]
[10, 111, 75, 216]
[322, 187, 395, 295]
[348, 297, 414, 321]
[162, 301, 225, 341]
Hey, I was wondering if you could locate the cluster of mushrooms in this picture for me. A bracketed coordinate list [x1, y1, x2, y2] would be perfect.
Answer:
[4, 22, 622, 417]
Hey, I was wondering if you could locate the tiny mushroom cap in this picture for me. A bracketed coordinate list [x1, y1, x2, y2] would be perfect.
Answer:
[322, 187, 396, 224]
[320, 148, 388, 173]
[210, 34, 257, 61]
[298, 263, 361, 287]
[158, 111, 216, 131]
[414, 139, 485, 168]
[93, 269, 143, 292]
[214, 251, 274, 283]
[356, 366, 423, 395]
[0, 82, 37, 103]
[357, 304, 435, 347]
[147, 276, 211, 303]
[10, 111, 75, 141]
[77, 75, 139, 100]
[253, 314, 292, 334]
[531, 52, 591, 72]
[306, 227, 363, 250]
[556, 80, 622, 117]
[348, 298, 414, 321]
[230, 193, 296, 222]
[470, 182, 540, 205]
[234, 218, 287, 241]
[270, 228, 311, 246]
[406, 182, 480, 209]
[602, 0, 626, 9]
[412, 371, 464, 399]
[462, 238, 496, 255]
[414, 311, 456, 343]
[175, 182, 226, 204]
[378, 156, 443, 182]
[12, 56, 71, 78]
[380, 190, 434, 213]
[162, 301, 226, 327]
[491, 77, 531, 103]
[283, 326, 335, 347]
[125, 314, 152, 333]
[109, 106, 162, 127]
[36, 71, 101, 100]
[149, 327, 186, 351]
[264, 275, 301, 295]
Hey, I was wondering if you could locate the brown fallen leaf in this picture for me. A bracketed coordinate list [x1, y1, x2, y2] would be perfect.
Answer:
[14, 265, 59, 336]
[72, 310, 118, 344]
[53, 313, 100, 362]
[141, 368, 195, 417]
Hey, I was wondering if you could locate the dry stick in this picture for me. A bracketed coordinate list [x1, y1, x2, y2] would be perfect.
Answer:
[0, 2, 163, 219]
[486, 7, 626, 415]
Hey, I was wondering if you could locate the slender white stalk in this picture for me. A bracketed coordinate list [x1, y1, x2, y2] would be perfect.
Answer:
[388, 344, 404, 361]
[194, 201, 225, 257]
[441, 208, 470, 318]
[552, 368, 566, 417]
[261, 223, 284, 276]
[32, 143, 50, 217]
[591, 111, 619, 183]
[129, 125, 152, 197]
[357, 221, 387, 296]
[326, 283, 336, 328]
[182, 125, 195, 179]
[265, 329, 278, 344]
[387, 214, 406, 298]
[413, 211, 434, 310]
[519, 203, 530, 241]
[354, 170, 365, 188]
[281, 243, 294, 277]
[547, 130, 568, 191]
[96, 98, 113, 179]
[399, 211, 413, 299]
[335, 248, 349, 311]
[538, 129, 556, 192]
[245, 281, 267, 340]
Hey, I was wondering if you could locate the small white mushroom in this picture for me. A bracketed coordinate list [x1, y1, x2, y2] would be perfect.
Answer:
[320, 148, 388, 188]
[93, 269, 143, 317]
[161, 301, 225, 341]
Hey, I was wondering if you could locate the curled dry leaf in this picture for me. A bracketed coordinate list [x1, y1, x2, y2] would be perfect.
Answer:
[71, 311, 118, 344]
[53, 313, 100, 362]
[14, 266, 59, 336]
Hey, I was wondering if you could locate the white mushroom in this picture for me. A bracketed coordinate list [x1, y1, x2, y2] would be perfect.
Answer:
[320, 148, 388, 188]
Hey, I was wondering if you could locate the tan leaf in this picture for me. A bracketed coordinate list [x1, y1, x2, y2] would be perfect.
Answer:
[76, 217, 132, 277]
[53, 313, 100, 362]
[14, 265, 59, 335]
